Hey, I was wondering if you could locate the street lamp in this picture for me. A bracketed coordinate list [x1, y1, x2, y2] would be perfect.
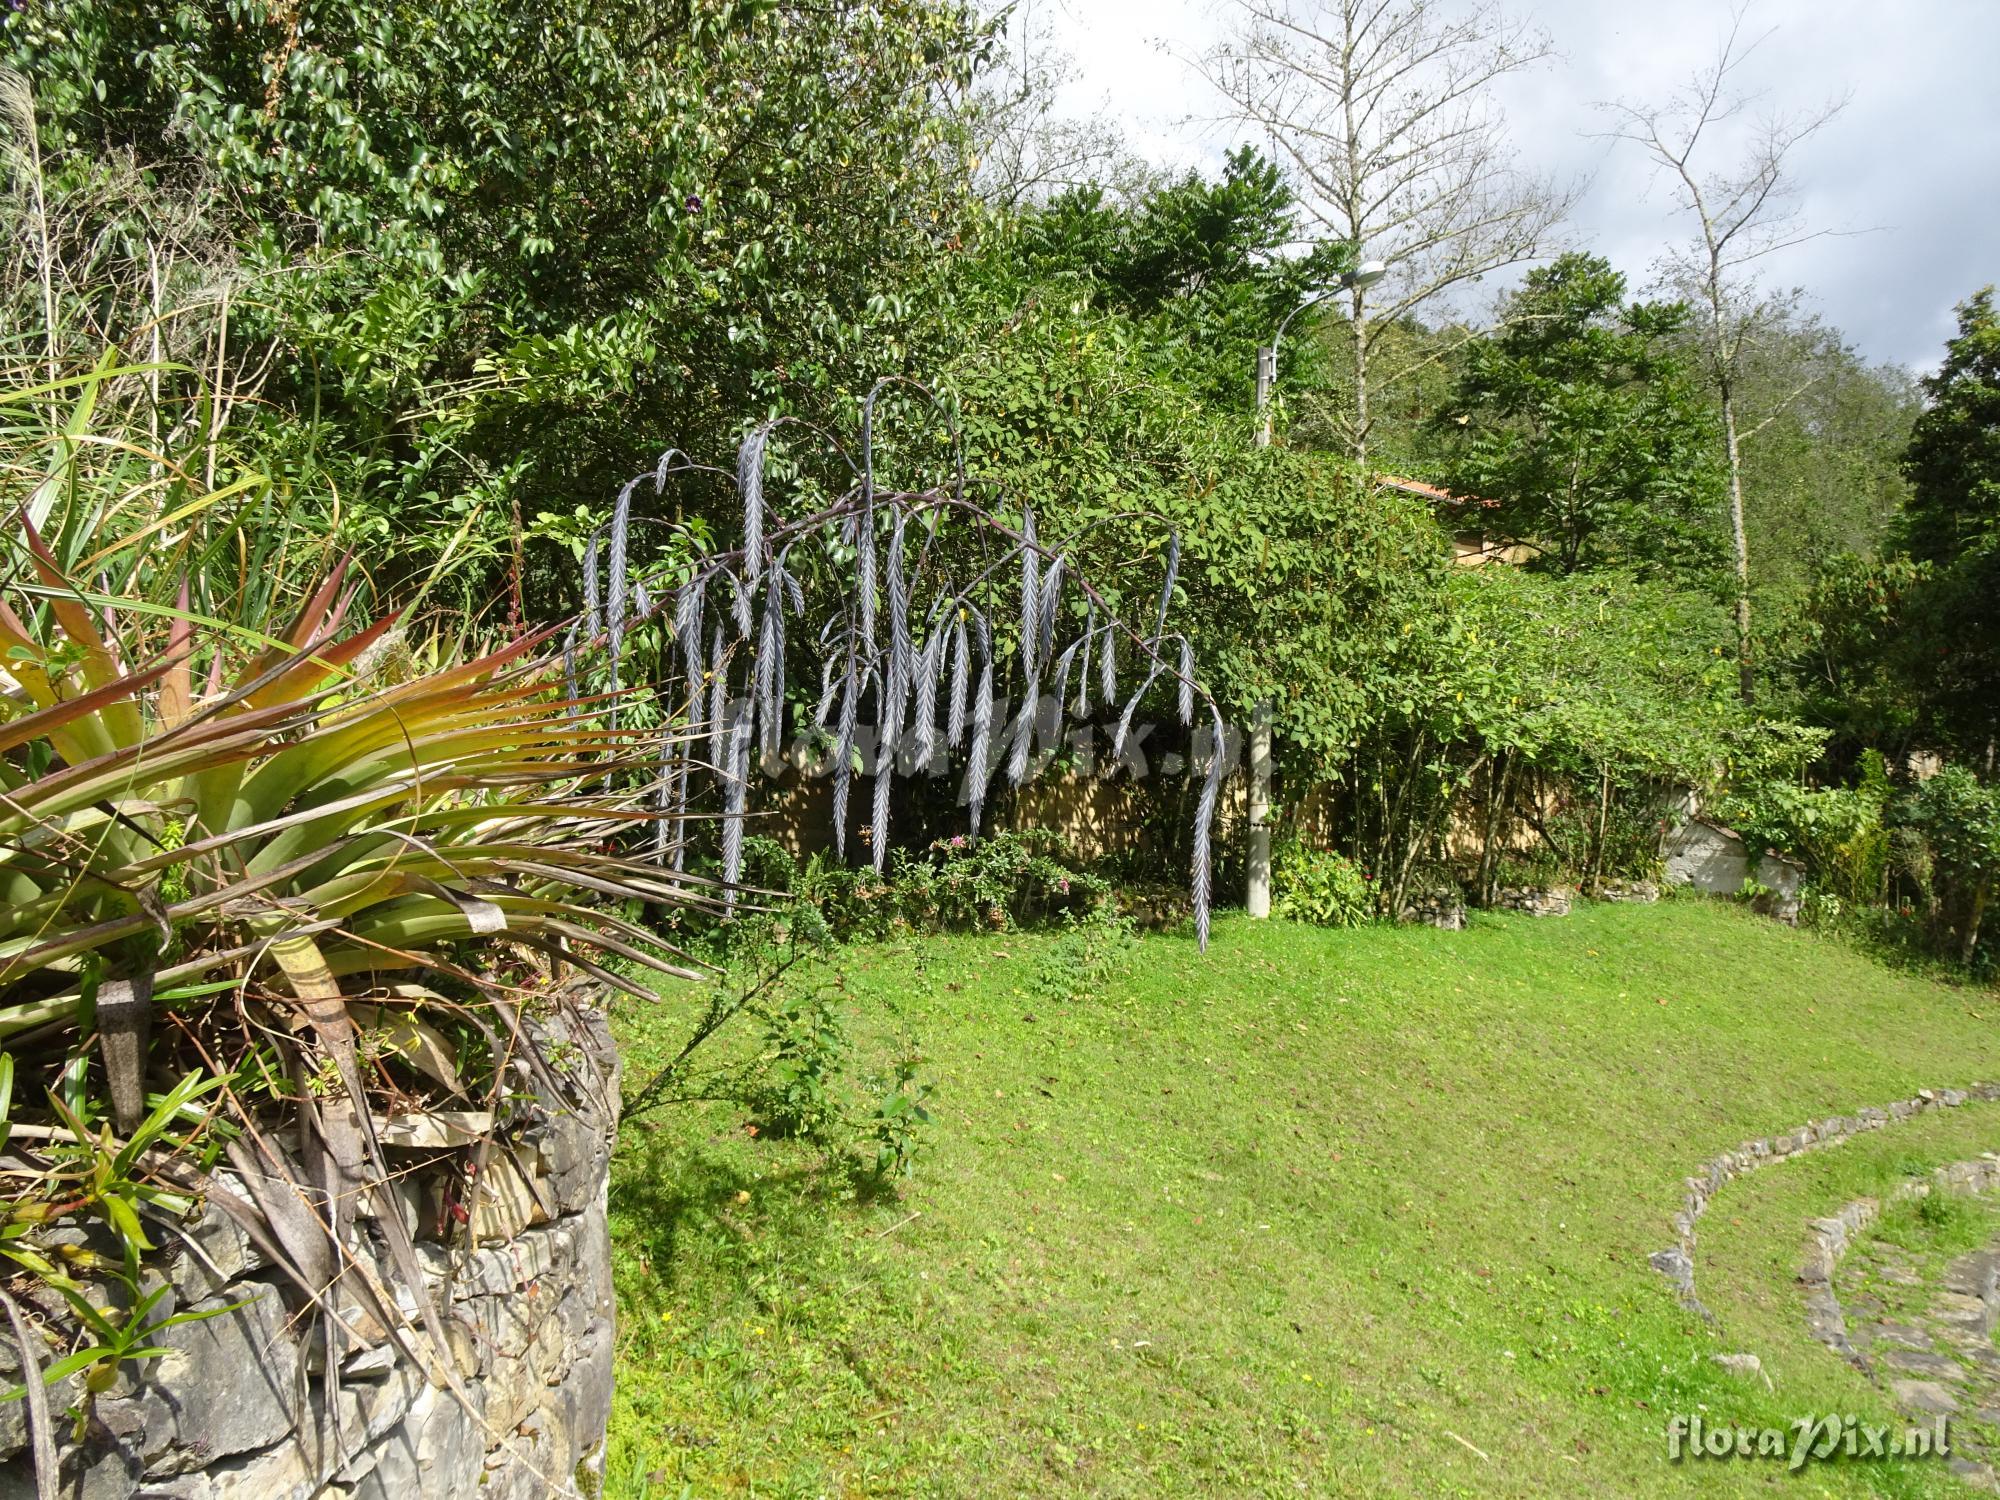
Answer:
[1254, 261, 1386, 449]
[1246, 257, 1386, 919]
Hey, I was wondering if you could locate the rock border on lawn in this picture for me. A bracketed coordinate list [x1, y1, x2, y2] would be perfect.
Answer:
[1491, 884, 1574, 918]
[1796, 1153, 2000, 1365]
[1793, 1156, 2000, 1489]
[1647, 1082, 2000, 1318]
[0, 990, 621, 1500]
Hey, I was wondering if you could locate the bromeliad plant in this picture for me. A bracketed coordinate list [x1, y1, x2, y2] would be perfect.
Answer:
[0, 533, 709, 1041]
[0, 525, 713, 1435]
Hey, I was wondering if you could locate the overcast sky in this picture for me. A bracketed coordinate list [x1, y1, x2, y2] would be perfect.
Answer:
[1035, 0, 1998, 371]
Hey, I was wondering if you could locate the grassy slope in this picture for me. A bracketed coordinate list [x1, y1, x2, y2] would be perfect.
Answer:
[604, 899, 2000, 1498]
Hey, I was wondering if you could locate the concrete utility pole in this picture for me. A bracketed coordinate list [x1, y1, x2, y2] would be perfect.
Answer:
[1248, 345, 1278, 918]
[1245, 261, 1384, 920]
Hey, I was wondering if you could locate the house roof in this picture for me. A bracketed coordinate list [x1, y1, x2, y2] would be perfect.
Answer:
[1374, 474, 1500, 509]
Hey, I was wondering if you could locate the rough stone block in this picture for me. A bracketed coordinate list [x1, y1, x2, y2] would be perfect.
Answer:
[1649, 1247, 1694, 1296]
[1709, 1352, 1764, 1381]
[95, 1282, 302, 1479]
[1890, 1379, 1960, 1416]
[5, 997, 619, 1500]
[343, 1382, 484, 1500]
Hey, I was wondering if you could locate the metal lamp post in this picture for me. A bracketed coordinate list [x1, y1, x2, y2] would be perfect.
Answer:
[1245, 259, 1386, 919]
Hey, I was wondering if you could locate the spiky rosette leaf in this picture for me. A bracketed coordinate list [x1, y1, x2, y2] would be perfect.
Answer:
[0, 553, 722, 1045]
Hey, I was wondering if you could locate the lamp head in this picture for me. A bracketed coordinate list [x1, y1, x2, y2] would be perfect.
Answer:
[1345, 260, 1388, 290]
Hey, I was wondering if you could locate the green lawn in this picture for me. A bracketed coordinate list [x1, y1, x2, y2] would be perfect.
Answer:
[602, 898, 2000, 1497]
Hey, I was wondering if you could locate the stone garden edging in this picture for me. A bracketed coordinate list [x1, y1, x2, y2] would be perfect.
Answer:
[1647, 1082, 2000, 1318]
[1792, 1155, 2000, 1488]
[1, 991, 621, 1500]
[1797, 1153, 2000, 1367]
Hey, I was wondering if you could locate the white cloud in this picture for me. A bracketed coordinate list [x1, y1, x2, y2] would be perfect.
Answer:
[1031, 0, 2000, 368]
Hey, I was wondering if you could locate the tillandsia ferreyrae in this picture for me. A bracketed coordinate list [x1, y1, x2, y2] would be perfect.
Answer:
[562, 380, 1226, 948]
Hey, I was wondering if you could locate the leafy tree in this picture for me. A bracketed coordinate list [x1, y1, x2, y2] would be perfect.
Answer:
[939, 244, 1437, 745]
[1897, 766, 2000, 967]
[1012, 147, 1350, 411]
[1731, 309, 1919, 602]
[1438, 253, 1721, 574]
[1765, 296, 1996, 856]
[1903, 288, 2000, 565]
[1895, 288, 2000, 766]
[1776, 551, 1930, 764]
[7, 0, 993, 610]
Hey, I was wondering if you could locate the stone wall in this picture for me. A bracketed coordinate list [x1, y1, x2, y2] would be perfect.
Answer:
[1647, 1081, 2000, 1318]
[1491, 884, 1573, 918]
[1662, 818, 1805, 922]
[1, 998, 620, 1500]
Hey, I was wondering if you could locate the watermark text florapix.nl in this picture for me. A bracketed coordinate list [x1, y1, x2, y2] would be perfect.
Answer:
[1667, 1412, 1948, 1471]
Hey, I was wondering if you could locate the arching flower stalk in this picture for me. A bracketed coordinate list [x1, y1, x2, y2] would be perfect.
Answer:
[562, 381, 1226, 945]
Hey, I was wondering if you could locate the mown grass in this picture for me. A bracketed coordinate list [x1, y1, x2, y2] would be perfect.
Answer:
[603, 897, 2000, 1497]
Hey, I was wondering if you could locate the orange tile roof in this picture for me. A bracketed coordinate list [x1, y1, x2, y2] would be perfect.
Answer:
[1374, 474, 1500, 509]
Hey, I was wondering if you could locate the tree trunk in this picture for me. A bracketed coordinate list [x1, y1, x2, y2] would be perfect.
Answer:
[1350, 286, 1370, 470]
[1477, 751, 1516, 906]
[1964, 876, 1990, 969]
[1585, 765, 1612, 895]
[1476, 753, 1501, 904]
[1720, 375, 1754, 703]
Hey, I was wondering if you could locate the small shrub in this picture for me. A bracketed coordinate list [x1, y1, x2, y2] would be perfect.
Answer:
[626, 940, 936, 1194]
[744, 988, 851, 1142]
[786, 829, 1108, 942]
[1272, 836, 1373, 927]
[1489, 847, 1569, 892]
[861, 1056, 934, 1186]
[1722, 753, 1892, 905]
[1030, 906, 1138, 1006]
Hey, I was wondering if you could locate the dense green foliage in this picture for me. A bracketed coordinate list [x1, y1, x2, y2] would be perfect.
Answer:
[1270, 835, 1372, 926]
[3, 0, 1993, 963]
[1440, 253, 1721, 574]
[1896, 288, 2000, 759]
[1903, 288, 2000, 566]
[1896, 766, 2000, 966]
[1732, 310, 1920, 604]
[8, 0, 990, 608]
[739, 830, 1111, 942]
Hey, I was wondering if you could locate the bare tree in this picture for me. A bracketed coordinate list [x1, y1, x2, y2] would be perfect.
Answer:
[1602, 11, 1849, 702]
[963, 1, 1146, 211]
[1200, 0, 1572, 466]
